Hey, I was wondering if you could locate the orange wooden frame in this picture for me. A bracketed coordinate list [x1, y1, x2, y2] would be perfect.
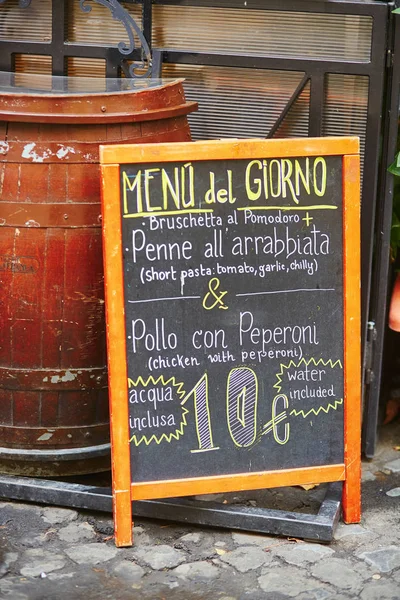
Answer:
[100, 137, 361, 547]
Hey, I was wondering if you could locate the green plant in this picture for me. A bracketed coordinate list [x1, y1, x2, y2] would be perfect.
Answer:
[388, 152, 400, 261]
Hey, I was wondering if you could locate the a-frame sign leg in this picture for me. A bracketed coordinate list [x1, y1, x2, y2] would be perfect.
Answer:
[342, 154, 361, 524]
[101, 163, 133, 547]
[113, 489, 133, 547]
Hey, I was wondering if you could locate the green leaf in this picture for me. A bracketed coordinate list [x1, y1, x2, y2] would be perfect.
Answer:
[388, 152, 400, 176]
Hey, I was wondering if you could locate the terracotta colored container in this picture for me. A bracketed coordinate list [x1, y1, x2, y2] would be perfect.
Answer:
[389, 272, 400, 332]
[0, 79, 197, 475]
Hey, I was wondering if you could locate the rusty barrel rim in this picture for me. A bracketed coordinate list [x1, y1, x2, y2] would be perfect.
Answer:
[0, 78, 198, 124]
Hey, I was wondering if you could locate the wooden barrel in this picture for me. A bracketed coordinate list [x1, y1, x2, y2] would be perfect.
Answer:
[0, 79, 197, 475]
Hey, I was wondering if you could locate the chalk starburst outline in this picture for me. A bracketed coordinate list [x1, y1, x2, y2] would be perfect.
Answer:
[128, 375, 188, 446]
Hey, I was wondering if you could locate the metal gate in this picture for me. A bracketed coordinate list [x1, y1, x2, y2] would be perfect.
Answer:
[0, 0, 393, 454]
[363, 4, 400, 457]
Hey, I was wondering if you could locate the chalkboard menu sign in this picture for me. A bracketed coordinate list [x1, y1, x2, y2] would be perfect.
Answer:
[100, 138, 361, 547]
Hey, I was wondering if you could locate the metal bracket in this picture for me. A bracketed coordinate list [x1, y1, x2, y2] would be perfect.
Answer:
[0, 474, 342, 542]
[79, 0, 152, 78]
[364, 321, 377, 386]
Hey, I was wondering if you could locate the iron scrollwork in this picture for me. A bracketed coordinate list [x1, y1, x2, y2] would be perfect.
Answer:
[79, 0, 152, 78]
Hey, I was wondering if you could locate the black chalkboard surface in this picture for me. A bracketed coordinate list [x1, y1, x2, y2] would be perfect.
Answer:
[121, 154, 344, 481]
[100, 138, 361, 547]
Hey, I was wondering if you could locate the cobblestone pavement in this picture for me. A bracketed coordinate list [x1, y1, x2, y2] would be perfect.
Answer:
[0, 421, 399, 600]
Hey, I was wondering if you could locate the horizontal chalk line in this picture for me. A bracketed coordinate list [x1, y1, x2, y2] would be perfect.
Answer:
[128, 295, 201, 304]
[236, 288, 335, 297]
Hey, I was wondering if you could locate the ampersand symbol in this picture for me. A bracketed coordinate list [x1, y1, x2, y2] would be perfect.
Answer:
[202, 277, 228, 311]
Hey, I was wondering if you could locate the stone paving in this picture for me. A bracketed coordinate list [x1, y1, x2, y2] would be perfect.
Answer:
[0, 420, 399, 600]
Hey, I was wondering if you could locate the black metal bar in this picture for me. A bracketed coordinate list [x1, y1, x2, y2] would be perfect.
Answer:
[359, 5, 389, 360]
[0, 474, 342, 541]
[66, 45, 143, 61]
[142, 0, 153, 51]
[0, 0, 32, 6]
[0, 475, 113, 513]
[152, 0, 386, 18]
[51, 0, 67, 76]
[317, 481, 342, 520]
[308, 73, 324, 137]
[151, 48, 163, 78]
[363, 8, 400, 458]
[0, 42, 376, 77]
[160, 50, 377, 76]
[267, 74, 310, 139]
[131, 491, 341, 542]
[0, 52, 12, 73]
[0, 41, 71, 55]
[0, 40, 145, 62]
[105, 51, 120, 77]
